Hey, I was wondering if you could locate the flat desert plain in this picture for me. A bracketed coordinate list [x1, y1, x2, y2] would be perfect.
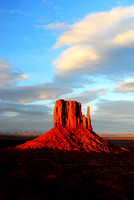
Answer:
[0, 135, 134, 200]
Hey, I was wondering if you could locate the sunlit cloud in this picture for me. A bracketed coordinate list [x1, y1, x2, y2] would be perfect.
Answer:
[41, 5, 134, 77]
[114, 78, 134, 93]
[53, 6, 134, 48]
[0, 59, 73, 104]
[53, 46, 99, 76]
[1, 4, 134, 132]
[0, 83, 72, 103]
[113, 30, 134, 46]
[39, 94, 48, 99]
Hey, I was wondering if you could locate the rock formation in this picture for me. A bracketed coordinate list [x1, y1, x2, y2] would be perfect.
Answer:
[14, 99, 127, 153]
[53, 99, 92, 130]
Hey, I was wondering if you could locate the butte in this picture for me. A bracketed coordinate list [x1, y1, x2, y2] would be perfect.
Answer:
[15, 99, 126, 153]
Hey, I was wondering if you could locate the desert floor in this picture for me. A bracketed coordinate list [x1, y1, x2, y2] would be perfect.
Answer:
[0, 135, 134, 200]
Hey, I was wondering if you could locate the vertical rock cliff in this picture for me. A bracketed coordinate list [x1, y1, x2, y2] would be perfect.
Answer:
[14, 99, 127, 153]
[53, 99, 92, 130]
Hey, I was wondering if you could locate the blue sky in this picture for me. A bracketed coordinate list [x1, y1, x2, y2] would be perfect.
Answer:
[0, 0, 134, 133]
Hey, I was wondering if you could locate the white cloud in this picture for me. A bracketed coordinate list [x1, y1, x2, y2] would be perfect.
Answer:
[116, 78, 134, 86]
[18, 74, 29, 80]
[113, 30, 134, 46]
[54, 6, 134, 48]
[53, 46, 99, 76]
[2, 111, 18, 118]
[114, 78, 134, 93]
[43, 5, 134, 77]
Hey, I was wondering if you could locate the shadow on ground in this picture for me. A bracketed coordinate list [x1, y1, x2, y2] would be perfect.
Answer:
[0, 146, 134, 200]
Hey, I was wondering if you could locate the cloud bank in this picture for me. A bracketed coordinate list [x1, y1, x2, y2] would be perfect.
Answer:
[1, 5, 134, 132]
[42, 6, 134, 77]
[92, 100, 134, 133]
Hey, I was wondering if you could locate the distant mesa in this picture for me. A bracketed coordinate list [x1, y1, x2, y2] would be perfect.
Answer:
[14, 99, 128, 153]
[0, 131, 42, 136]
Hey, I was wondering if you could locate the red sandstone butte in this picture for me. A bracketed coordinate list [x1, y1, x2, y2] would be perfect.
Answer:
[53, 99, 92, 130]
[14, 99, 127, 153]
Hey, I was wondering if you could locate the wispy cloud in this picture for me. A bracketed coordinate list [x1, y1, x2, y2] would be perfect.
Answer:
[92, 99, 134, 133]
[0, 101, 52, 132]
[0, 60, 28, 88]
[0, 59, 73, 103]
[0, 59, 70, 131]
[114, 78, 134, 93]
[40, 23, 70, 31]
[0, 101, 50, 117]
[9, 10, 31, 16]
[0, 83, 72, 103]
[61, 87, 108, 104]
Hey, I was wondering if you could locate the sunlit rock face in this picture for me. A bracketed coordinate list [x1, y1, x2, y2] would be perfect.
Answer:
[54, 99, 92, 130]
[14, 99, 128, 153]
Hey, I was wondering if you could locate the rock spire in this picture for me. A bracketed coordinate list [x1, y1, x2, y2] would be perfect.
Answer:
[53, 99, 92, 130]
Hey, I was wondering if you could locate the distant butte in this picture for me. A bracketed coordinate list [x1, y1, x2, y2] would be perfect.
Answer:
[14, 99, 128, 153]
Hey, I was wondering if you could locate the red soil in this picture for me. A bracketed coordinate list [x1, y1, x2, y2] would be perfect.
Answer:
[15, 127, 123, 153]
